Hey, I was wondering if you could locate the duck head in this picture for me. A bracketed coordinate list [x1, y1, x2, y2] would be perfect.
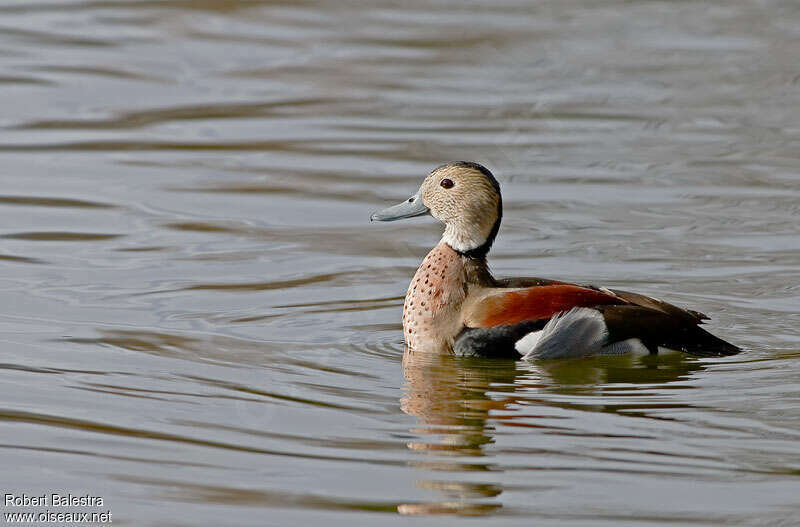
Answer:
[371, 161, 502, 258]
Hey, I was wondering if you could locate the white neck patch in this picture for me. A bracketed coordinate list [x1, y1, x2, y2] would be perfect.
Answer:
[441, 213, 496, 253]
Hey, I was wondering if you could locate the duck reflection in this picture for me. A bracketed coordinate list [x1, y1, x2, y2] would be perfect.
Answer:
[398, 350, 516, 516]
[398, 350, 706, 515]
[401, 350, 520, 457]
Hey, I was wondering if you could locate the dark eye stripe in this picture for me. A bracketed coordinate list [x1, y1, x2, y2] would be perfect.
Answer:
[440, 178, 454, 189]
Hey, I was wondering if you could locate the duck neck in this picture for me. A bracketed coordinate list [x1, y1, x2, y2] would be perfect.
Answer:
[442, 199, 502, 260]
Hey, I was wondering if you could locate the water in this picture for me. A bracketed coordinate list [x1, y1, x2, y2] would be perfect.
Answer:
[1, 1, 799, 525]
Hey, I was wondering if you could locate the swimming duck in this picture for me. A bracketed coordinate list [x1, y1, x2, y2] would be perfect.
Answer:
[371, 161, 740, 359]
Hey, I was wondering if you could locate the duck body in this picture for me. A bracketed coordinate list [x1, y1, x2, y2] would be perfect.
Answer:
[374, 162, 740, 359]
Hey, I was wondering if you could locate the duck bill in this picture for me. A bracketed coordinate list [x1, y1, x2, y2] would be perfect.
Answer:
[370, 192, 429, 222]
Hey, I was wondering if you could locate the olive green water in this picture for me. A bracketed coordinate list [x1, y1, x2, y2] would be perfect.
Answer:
[1, 1, 799, 525]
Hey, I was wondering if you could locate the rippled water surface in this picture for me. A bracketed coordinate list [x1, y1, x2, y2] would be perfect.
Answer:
[1, 1, 800, 525]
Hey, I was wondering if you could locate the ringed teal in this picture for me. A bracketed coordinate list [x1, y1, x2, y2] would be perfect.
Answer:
[371, 161, 740, 359]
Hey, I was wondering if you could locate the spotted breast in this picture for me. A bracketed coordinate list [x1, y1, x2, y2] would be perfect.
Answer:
[402, 242, 467, 352]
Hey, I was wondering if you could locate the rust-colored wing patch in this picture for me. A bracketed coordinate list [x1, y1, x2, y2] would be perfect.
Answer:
[468, 285, 625, 328]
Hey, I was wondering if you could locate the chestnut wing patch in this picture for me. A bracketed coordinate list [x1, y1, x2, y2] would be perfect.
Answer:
[468, 285, 625, 328]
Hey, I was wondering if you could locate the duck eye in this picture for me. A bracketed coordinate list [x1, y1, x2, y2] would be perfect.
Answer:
[440, 178, 454, 189]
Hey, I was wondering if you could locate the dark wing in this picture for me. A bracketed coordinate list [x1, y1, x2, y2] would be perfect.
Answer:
[494, 277, 568, 288]
[608, 289, 709, 325]
[494, 281, 709, 324]
[465, 284, 624, 327]
[598, 304, 740, 357]
[457, 282, 739, 358]
[456, 284, 625, 357]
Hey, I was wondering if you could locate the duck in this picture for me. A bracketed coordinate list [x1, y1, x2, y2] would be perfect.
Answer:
[371, 161, 740, 359]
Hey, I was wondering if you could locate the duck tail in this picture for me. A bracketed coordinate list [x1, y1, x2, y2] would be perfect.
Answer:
[675, 327, 741, 357]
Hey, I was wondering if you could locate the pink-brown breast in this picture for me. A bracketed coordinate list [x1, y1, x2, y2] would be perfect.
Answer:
[403, 242, 467, 352]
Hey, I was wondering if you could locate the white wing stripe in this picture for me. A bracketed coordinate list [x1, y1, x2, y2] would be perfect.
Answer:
[518, 307, 609, 360]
